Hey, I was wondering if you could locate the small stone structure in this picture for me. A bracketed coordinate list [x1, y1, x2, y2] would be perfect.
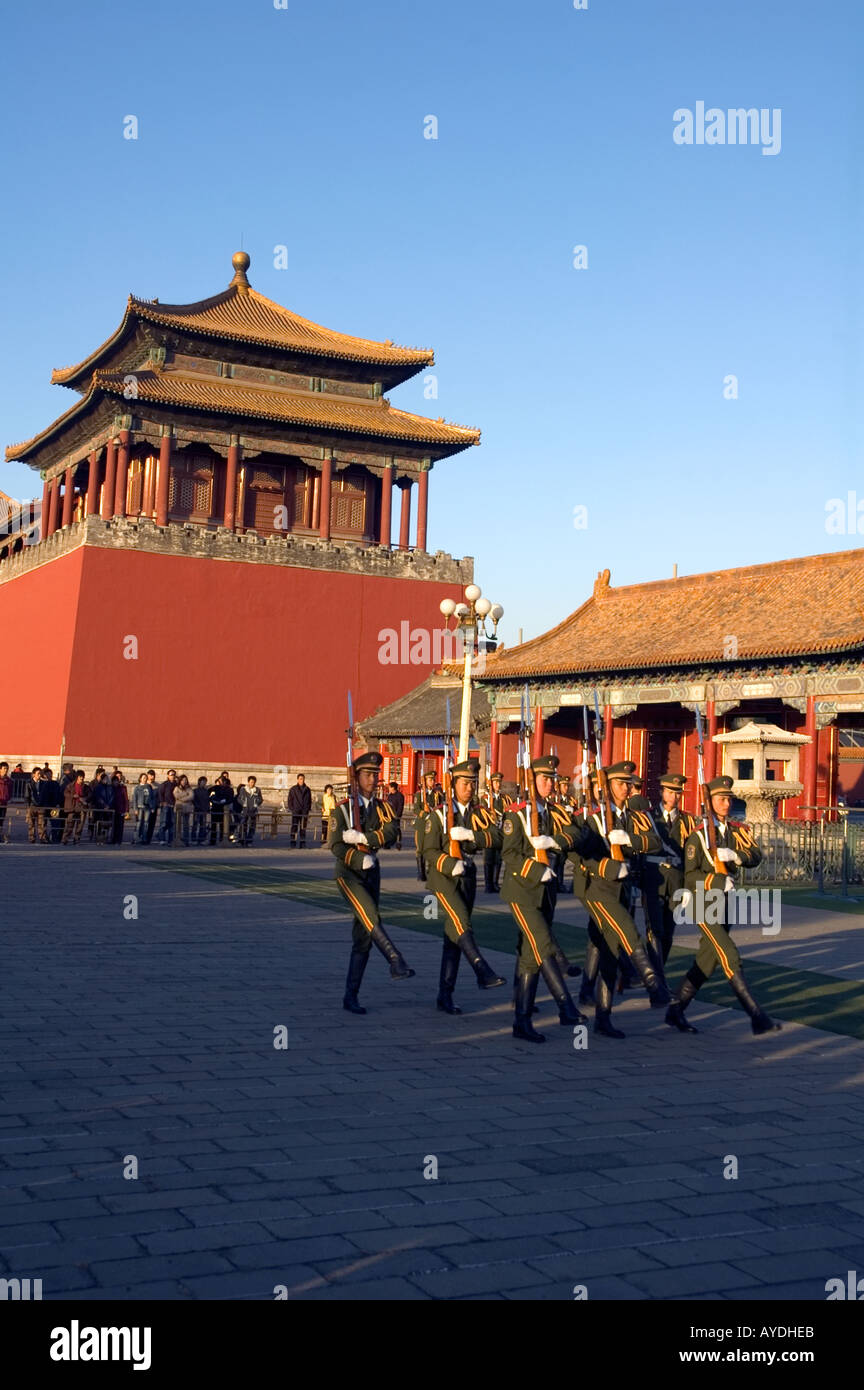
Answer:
[713, 721, 811, 822]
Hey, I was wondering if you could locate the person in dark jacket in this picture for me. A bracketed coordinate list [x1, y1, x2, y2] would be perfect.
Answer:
[0, 761, 11, 843]
[111, 773, 129, 844]
[287, 773, 312, 847]
[158, 770, 178, 844]
[209, 773, 234, 844]
[235, 776, 263, 846]
[89, 771, 115, 840]
[25, 767, 52, 843]
[133, 774, 156, 844]
[385, 781, 405, 849]
[193, 776, 211, 844]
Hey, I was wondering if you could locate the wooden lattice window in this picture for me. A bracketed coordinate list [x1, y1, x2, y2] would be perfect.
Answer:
[169, 454, 214, 522]
[330, 470, 367, 537]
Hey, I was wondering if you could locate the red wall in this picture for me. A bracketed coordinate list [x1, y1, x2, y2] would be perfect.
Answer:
[0, 549, 84, 754]
[1, 547, 464, 768]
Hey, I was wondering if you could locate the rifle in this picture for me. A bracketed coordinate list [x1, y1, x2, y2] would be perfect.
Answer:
[524, 684, 548, 867]
[581, 705, 591, 814]
[694, 707, 725, 874]
[445, 696, 462, 860]
[346, 691, 363, 832]
[592, 689, 623, 861]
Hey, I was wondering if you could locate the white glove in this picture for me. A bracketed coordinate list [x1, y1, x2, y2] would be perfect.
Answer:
[361, 854, 375, 870]
[343, 829, 368, 846]
[608, 829, 631, 846]
[717, 847, 740, 864]
[540, 867, 553, 882]
[723, 874, 735, 894]
[530, 835, 557, 851]
[617, 863, 630, 879]
[449, 826, 474, 842]
[451, 861, 466, 877]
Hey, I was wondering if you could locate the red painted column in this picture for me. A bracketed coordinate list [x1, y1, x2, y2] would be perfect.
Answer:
[704, 699, 717, 781]
[86, 449, 101, 516]
[114, 429, 130, 518]
[41, 478, 51, 539]
[490, 718, 500, 773]
[319, 453, 332, 540]
[101, 439, 117, 519]
[46, 478, 60, 536]
[379, 462, 393, 546]
[532, 706, 545, 759]
[602, 705, 614, 766]
[224, 440, 239, 530]
[398, 479, 412, 549]
[156, 432, 172, 527]
[416, 465, 429, 551]
[802, 695, 817, 821]
[61, 465, 75, 528]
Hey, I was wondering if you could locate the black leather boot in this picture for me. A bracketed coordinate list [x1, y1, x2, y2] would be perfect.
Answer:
[369, 923, 415, 979]
[578, 939, 600, 1005]
[665, 972, 700, 1033]
[512, 958, 540, 1013]
[416, 854, 426, 882]
[436, 940, 462, 1014]
[540, 956, 588, 1025]
[458, 930, 505, 989]
[343, 947, 369, 1014]
[513, 971, 545, 1043]
[729, 970, 781, 1034]
[594, 974, 625, 1038]
[629, 940, 671, 1007]
[554, 946, 581, 979]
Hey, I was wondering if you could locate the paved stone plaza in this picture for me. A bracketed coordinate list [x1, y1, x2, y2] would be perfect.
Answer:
[2, 844, 864, 1301]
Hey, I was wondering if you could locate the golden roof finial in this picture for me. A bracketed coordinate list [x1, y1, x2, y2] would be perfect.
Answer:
[230, 251, 251, 290]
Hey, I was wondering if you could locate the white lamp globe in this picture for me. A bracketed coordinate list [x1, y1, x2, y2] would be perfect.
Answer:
[439, 598, 456, 617]
[464, 583, 482, 603]
[453, 603, 469, 618]
[474, 596, 492, 617]
[490, 603, 504, 622]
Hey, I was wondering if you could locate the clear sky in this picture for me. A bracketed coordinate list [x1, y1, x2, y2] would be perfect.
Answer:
[1, 0, 861, 646]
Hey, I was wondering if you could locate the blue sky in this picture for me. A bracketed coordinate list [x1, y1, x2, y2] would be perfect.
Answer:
[1, 0, 861, 644]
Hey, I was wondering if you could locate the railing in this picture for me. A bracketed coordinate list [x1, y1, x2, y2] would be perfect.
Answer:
[740, 819, 864, 888]
[0, 802, 338, 848]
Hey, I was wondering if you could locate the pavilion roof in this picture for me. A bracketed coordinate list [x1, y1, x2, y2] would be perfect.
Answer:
[51, 254, 434, 388]
[358, 675, 491, 739]
[483, 550, 864, 679]
[5, 367, 480, 462]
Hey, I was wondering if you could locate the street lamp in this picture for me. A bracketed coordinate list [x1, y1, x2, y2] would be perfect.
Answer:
[440, 584, 504, 761]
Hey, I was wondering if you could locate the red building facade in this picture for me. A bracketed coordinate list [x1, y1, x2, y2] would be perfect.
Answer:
[1, 253, 479, 779]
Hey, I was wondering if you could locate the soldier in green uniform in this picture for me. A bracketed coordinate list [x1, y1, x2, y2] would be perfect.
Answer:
[413, 769, 440, 882]
[640, 772, 697, 967]
[666, 774, 781, 1036]
[481, 770, 512, 893]
[417, 759, 506, 1013]
[502, 754, 590, 1043]
[331, 750, 415, 1014]
[570, 761, 671, 1037]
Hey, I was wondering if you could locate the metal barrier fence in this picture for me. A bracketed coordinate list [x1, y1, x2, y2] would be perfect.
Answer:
[740, 820, 864, 887]
[0, 803, 334, 848]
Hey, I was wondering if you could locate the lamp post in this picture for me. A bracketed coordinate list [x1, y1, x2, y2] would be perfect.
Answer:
[440, 584, 504, 762]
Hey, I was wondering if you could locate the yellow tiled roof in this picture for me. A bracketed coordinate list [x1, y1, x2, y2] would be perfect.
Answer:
[5, 368, 480, 460]
[52, 265, 434, 385]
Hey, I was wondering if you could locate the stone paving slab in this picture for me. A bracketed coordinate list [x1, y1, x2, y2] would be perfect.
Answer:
[1, 844, 863, 1301]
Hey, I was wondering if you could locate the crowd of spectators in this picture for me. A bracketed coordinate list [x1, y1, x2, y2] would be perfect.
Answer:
[0, 763, 409, 849]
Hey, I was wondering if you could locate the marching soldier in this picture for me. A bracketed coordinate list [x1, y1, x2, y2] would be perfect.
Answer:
[666, 775, 780, 1036]
[553, 774, 576, 892]
[640, 773, 697, 966]
[418, 759, 506, 1013]
[570, 761, 671, 1037]
[331, 750, 415, 1014]
[413, 769, 440, 882]
[502, 754, 589, 1043]
[481, 770, 512, 893]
